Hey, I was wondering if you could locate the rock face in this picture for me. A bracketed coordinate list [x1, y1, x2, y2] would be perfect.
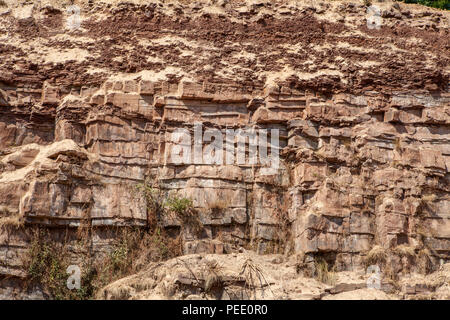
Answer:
[0, 0, 449, 299]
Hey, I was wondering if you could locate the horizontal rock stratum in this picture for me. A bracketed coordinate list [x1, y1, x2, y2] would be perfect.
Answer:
[0, 0, 449, 299]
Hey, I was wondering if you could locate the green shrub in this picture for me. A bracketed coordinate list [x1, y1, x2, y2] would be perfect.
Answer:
[165, 196, 194, 216]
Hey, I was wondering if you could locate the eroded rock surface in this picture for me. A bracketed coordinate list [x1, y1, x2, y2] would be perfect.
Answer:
[97, 251, 450, 300]
[0, 0, 449, 299]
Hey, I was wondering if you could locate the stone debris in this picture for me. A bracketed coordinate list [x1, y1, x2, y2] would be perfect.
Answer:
[96, 252, 450, 300]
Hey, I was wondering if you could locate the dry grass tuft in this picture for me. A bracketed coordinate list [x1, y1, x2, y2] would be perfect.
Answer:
[364, 245, 387, 267]
[24, 225, 182, 300]
[417, 248, 433, 274]
[0, 207, 24, 230]
[421, 194, 437, 202]
[314, 257, 337, 286]
[0, 215, 24, 229]
[393, 244, 416, 258]
[207, 198, 230, 211]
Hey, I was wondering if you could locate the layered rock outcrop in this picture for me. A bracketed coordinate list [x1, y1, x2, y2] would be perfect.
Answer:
[0, 0, 448, 299]
[97, 251, 450, 300]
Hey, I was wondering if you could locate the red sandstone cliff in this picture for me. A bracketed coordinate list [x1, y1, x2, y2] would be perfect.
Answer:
[0, 0, 448, 299]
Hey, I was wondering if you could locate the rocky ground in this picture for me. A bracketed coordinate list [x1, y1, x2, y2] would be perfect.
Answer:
[0, 0, 449, 299]
[97, 250, 450, 300]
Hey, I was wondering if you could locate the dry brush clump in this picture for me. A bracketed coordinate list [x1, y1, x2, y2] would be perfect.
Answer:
[135, 180, 166, 227]
[204, 259, 224, 293]
[364, 245, 388, 268]
[363, 243, 436, 283]
[0, 206, 24, 230]
[207, 198, 230, 211]
[88, 180, 194, 291]
[314, 256, 337, 286]
[239, 257, 273, 299]
[394, 244, 416, 259]
[24, 225, 183, 300]
[21, 180, 194, 300]
[417, 248, 434, 274]
[92, 226, 182, 291]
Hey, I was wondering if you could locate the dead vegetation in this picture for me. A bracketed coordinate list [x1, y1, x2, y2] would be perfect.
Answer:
[314, 257, 337, 286]
[258, 187, 293, 255]
[239, 257, 273, 299]
[207, 197, 230, 211]
[421, 193, 438, 202]
[94, 226, 182, 289]
[24, 228, 94, 300]
[417, 248, 434, 274]
[0, 207, 24, 230]
[394, 244, 416, 259]
[364, 245, 388, 267]
[24, 225, 183, 300]
[0, 214, 24, 230]
[135, 180, 166, 227]
[204, 259, 223, 293]
[363, 243, 435, 285]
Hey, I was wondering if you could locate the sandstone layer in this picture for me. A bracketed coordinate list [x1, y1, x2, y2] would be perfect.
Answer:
[0, 0, 449, 299]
